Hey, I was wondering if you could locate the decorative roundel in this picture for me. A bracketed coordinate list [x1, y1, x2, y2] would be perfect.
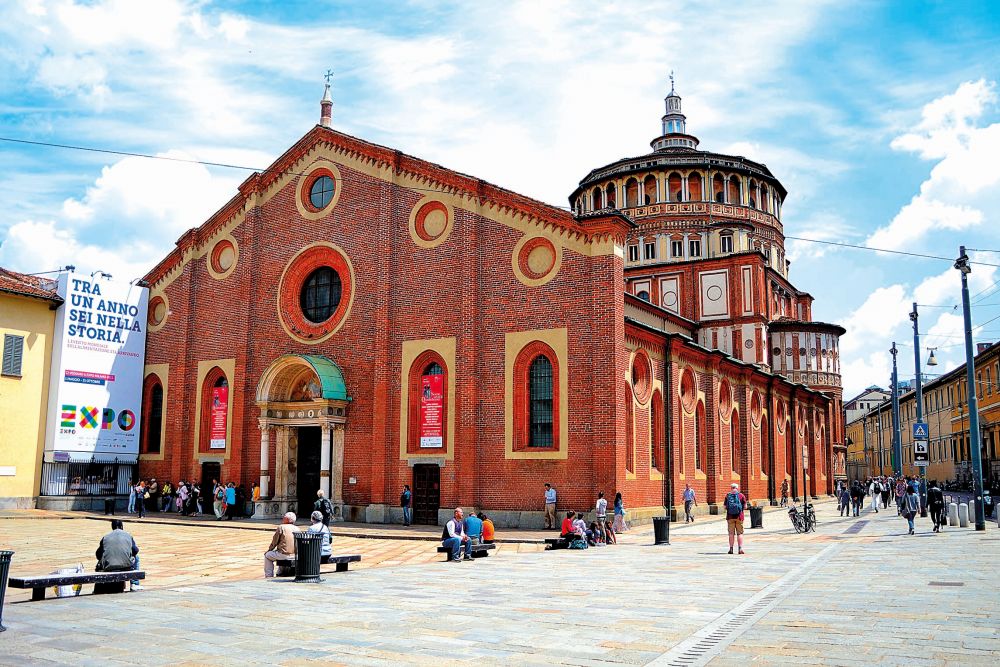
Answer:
[772, 346, 781, 356]
[718, 378, 733, 417]
[706, 285, 723, 301]
[277, 242, 355, 345]
[409, 197, 453, 249]
[809, 348, 817, 357]
[679, 367, 697, 413]
[750, 391, 762, 427]
[785, 348, 793, 356]
[631, 350, 653, 404]
[207, 237, 238, 279]
[663, 291, 678, 308]
[512, 234, 562, 287]
[148, 296, 167, 326]
[744, 339, 754, 349]
[775, 400, 787, 433]
[295, 160, 343, 220]
[798, 347, 806, 356]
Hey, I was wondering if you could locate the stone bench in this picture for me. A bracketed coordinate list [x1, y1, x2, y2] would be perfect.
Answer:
[436, 543, 496, 561]
[274, 554, 361, 577]
[9, 570, 145, 601]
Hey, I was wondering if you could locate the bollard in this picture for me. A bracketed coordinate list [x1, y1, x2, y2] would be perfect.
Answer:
[948, 503, 959, 527]
[0, 550, 12, 632]
[958, 503, 969, 528]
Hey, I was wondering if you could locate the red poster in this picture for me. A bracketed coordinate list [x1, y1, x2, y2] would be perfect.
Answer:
[419, 374, 444, 448]
[210, 386, 228, 449]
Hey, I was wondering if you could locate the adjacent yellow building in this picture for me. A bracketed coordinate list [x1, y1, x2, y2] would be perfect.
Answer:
[0, 267, 61, 507]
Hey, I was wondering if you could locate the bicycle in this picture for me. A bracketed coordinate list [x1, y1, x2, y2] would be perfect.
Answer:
[787, 502, 817, 533]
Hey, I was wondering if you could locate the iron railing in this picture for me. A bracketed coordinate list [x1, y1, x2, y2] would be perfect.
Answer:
[39, 458, 136, 496]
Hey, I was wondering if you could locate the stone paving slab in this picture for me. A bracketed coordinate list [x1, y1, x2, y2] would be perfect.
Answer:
[0, 500, 997, 665]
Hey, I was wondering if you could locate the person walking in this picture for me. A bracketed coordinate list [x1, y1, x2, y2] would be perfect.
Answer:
[725, 483, 748, 555]
[213, 480, 225, 519]
[400, 485, 412, 527]
[868, 478, 880, 513]
[683, 484, 697, 522]
[851, 480, 863, 517]
[224, 483, 237, 520]
[927, 480, 945, 532]
[839, 483, 852, 517]
[901, 484, 920, 535]
[315, 489, 333, 527]
[543, 483, 557, 530]
[177, 481, 189, 516]
[612, 492, 627, 533]
[780, 479, 789, 508]
[160, 481, 173, 512]
[595, 491, 608, 543]
[895, 477, 906, 515]
[880, 478, 891, 510]
[134, 480, 146, 519]
[127, 480, 137, 514]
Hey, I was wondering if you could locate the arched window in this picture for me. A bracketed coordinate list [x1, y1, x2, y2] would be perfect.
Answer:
[695, 401, 707, 472]
[200, 367, 229, 453]
[668, 172, 683, 202]
[651, 389, 663, 471]
[141, 375, 163, 454]
[728, 176, 741, 205]
[688, 173, 702, 201]
[605, 183, 617, 208]
[760, 413, 770, 476]
[786, 430, 794, 476]
[591, 186, 603, 211]
[625, 178, 639, 208]
[625, 382, 635, 473]
[407, 352, 449, 452]
[732, 412, 741, 474]
[528, 356, 554, 447]
[643, 175, 657, 204]
[636, 290, 650, 302]
[713, 174, 725, 203]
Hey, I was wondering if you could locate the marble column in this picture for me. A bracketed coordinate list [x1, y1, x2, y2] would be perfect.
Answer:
[331, 425, 345, 506]
[258, 420, 270, 498]
[320, 423, 332, 500]
[275, 426, 289, 500]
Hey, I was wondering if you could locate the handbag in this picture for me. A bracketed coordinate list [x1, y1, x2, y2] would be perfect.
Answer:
[143, 491, 150, 499]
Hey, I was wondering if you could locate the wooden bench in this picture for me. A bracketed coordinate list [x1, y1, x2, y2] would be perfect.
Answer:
[9, 570, 145, 601]
[436, 542, 496, 561]
[274, 554, 361, 577]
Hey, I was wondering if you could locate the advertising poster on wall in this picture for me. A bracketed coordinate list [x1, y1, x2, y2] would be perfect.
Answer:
[44, 273, 149, 460]
[419, 374, 444, 448]
[210, 386, 228, 449]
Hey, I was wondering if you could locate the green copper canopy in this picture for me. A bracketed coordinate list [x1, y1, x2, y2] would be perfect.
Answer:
[292, 354, 351, 401]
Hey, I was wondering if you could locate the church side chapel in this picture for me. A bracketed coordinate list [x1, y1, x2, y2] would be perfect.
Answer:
[139, 76, 843, 525]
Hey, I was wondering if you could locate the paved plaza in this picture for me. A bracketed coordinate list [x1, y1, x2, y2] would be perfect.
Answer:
[1, 501, 998, 665]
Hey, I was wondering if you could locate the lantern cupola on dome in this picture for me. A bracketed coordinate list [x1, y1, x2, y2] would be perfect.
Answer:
[651, 72, 699, 152]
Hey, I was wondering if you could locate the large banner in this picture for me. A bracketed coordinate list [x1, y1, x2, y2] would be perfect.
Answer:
[419, 374, 444, 448]
[44, 273, 148, 460]
[209, 385, 228, 449]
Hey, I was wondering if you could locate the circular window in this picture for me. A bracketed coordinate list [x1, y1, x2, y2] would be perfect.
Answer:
[631, 350, 652, 403]
[299, 267, 342, 323]
[148, 296, 167, 326]
[309, 176, 335, 210]
[277, 242, 354, 344]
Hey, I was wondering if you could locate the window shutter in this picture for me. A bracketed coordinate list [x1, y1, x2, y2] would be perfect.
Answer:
[3, 334, 24, 376]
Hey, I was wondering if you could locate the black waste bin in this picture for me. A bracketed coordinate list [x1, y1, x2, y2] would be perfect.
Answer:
[749, 506, 764, 529]
[0, 550, 12, 632]
[652, 516, 669, 545]
[293, 532, 323, 583]
[104, 498, 115, 515]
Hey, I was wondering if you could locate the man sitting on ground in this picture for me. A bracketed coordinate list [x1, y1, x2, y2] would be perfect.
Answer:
[560, 511, 578, 546]
[464, 511, 484, 545]
[264, 512, 299, 578]
[442, 508, 473, 562]
[95, 519, 142, 591]
[478, 512, 495, 543]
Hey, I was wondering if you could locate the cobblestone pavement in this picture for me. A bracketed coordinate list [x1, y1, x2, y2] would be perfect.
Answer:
[1, 500, 997, 666]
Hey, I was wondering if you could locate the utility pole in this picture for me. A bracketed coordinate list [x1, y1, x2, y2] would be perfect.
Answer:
[955, 246, 986, 530]
[909, 306, 928, 516]
[890, 344, 903, 476]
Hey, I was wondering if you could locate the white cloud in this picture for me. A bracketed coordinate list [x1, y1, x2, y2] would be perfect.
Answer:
[866, 80, 1000, 251]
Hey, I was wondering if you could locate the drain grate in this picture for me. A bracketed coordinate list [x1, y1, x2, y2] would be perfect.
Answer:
[843, 520, 868, 534]
[649, 544, 841, 666]
[929, 581, 964, 587]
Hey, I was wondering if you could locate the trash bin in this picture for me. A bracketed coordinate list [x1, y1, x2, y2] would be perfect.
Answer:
[652, 516, 669, 545]
[293, 532, 323, 583]
[0, 550, 13, 632]
[104, 498, 115, 515]
[749, 506, 764, 529]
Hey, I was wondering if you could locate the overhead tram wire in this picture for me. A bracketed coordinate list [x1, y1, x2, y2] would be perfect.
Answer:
[5, 135, 1000, 269]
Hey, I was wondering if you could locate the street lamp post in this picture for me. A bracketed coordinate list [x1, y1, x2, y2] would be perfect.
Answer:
[955, 246, 986, 530]
[910, 305, 928, 516]
[890, 343, 903, 476]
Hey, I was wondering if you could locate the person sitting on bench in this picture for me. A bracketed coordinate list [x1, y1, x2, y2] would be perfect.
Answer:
[264, 512, 299, 578]
[478, 512, 495, 543]
[464, 511, 484, 545]
[441, 508, 473, 562]
[95, 519, 142, 591]
[308, 511, 332, 561]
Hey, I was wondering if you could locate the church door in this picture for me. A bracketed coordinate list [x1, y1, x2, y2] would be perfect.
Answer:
[296, 426, 322, 517]
[412, 464, 440, 525]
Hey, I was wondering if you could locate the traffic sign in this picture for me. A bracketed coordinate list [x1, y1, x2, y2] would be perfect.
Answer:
[913, 422, 929, 440]
[914, 440, 929, 465]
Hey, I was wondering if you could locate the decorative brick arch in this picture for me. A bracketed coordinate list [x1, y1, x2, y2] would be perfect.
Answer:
[512, 340, 561, 451]
[406, 349, 449, 454]
[141, 374, 164, 455]
[199, 366, 228, 453]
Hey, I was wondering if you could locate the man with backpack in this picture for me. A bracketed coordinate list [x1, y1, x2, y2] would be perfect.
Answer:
[314, 489, 334, 527]
[400, 485, 412, 527]
[724, 483, 747, 555]
[868, 478, 881, 513]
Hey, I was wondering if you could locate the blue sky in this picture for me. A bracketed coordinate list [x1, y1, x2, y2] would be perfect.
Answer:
[1, 0, 999, 398]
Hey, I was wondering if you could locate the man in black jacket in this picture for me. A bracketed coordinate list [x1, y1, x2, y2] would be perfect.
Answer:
[927, 481, 945, 532]
[95, 520, 142, 591]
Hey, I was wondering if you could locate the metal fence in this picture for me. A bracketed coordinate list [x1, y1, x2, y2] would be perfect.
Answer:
[39, 458, 136, 496]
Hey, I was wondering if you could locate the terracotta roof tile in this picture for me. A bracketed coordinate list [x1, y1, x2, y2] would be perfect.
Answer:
[0, 266, 62, 303]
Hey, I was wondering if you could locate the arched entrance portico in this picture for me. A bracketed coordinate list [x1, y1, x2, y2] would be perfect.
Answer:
[255, 354, 351, 519]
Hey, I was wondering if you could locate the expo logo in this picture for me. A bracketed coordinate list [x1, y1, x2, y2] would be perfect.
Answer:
[60, 405, 136, 432]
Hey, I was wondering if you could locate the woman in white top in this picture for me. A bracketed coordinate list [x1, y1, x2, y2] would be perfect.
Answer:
[308, 511, 332, 560]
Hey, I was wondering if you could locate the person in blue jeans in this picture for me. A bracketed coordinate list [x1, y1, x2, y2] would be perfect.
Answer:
[464, 512, 483, 545]
[441, 508, 472, 562]
[401, 485, 412, 526]
[902, 486, 920, 535]
[224, 483, 237, 520]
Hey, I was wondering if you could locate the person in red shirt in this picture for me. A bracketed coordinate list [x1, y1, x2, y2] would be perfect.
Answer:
[724, 483, 748, 555]
[560, 511, 578, 545]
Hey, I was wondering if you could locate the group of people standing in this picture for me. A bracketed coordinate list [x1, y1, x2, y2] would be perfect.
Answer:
[837, 475, 947, 535]
[127, 478, 243, 520]
[544, 484, 629, 535]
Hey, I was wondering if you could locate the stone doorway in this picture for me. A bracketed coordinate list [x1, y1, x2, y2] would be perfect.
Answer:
[296, 426, 322, 517]
[412, 463, 440, 525]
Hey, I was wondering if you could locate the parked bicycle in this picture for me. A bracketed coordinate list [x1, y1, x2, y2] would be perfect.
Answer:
[787, 502, 816, 533]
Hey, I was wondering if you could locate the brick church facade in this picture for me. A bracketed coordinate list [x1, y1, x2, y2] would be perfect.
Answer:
[138, 81, 845, 525]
